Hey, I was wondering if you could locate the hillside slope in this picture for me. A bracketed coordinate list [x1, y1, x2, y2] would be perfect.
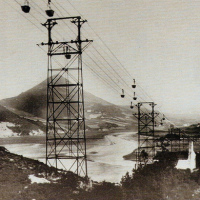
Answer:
[1, 146, 200, 200]
[0, 77, 136, 136]
[0, 105, 45, 136]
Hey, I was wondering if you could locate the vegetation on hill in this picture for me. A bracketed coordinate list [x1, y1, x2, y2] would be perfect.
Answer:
[182, 124, 200, 136]
[0, 78, 128, 120]
[121, 152, 200, 200]
[0, 77, 136, 136]
[1, 147, 200, 200]
[0, 105, 45, 136]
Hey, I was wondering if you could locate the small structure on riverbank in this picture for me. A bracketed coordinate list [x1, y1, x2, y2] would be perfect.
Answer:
[176, 141, 196, 172]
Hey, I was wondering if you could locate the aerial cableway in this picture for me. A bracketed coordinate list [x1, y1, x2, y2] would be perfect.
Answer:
[4, 0, 179, 173]
[40, 16, 92, 177]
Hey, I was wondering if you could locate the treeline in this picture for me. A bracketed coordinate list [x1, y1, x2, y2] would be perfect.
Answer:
[79, 152, 200, 200]
[1, 147, 200, 200]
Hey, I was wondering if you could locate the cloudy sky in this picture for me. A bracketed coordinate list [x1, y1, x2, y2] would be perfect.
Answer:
[1, 0, 200, 116]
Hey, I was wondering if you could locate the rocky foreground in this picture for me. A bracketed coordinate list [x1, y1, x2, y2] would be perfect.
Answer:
[2, 146, 200, 200]
[0, 146, 122, 200]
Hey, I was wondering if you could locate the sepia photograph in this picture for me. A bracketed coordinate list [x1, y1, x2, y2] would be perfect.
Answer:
[0, 0, 200, 199]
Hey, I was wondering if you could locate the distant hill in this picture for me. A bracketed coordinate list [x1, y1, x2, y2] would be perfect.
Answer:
[0, 77, 136, 136]
[181, 123, 200, 136]
[0, 104, 45, 136]
[0, 78, 119, 118]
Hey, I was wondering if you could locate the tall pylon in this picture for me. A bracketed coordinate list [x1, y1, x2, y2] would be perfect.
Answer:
[134, 102, 159, 168]
[40, 16, 92, 177]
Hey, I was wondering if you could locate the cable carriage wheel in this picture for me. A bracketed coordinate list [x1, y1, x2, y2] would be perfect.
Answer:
[21, 0, 30, 13]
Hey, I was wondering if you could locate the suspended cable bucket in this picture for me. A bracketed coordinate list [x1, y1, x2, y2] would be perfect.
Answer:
[65, 54, 71, 59]
[121, 89, 125, 98]
[132, 79, 136, 88]
[17, 0, 172, 131]
[133, 92, 137, 100]
[130, 102, 134, 109]
[46, 0, 54, 17]
[64, 46, 71, 59]
[21, 0, 30, 13]
[160, 120, 163, 126]
[162, 114, 165, 120]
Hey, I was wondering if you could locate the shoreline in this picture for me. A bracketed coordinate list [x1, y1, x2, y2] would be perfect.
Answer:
[1, 130, 138, 183]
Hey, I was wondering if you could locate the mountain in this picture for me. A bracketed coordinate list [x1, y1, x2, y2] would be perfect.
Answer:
[0, 77, 136, 136]
[161, 112, 200, 127]
[0, 104, 45, 137]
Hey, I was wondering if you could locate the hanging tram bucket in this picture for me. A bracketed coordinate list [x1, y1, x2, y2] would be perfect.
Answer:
[133, 92, 137, 100]
[21, 5, 30, 13]
[121, 89, 125, 98]
[132, 79, 136, 88]
[46, 9, 54, 17]
[162, 116, 165, 120]
[130, 102, 134, 109]
[65, 54, 71, 59]
[132, 84, 136, 88]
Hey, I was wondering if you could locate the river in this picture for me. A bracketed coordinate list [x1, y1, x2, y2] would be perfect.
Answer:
[0, 131, 137, 183]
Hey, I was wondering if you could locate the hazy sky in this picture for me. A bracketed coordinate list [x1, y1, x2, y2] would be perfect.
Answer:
[1, 0, 200, 116]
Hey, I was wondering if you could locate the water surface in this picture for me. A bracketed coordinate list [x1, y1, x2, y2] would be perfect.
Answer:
[0, 132, 137, 183]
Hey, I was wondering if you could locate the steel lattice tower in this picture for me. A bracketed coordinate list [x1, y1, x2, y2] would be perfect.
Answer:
[134, 102, 159, 168]
[40, 16, 92, 177]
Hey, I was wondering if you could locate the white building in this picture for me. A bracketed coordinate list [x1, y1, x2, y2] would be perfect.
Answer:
[176, 141, 196, 172]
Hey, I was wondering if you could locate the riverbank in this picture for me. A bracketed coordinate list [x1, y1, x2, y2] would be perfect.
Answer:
[0, 131, 138, 183]
[0, 146, 87, 200]
[1, 146, 200, 200]
[122, 131, 173, 161]
[0, 145, 126, 200]
[87, 131, 138, 182]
